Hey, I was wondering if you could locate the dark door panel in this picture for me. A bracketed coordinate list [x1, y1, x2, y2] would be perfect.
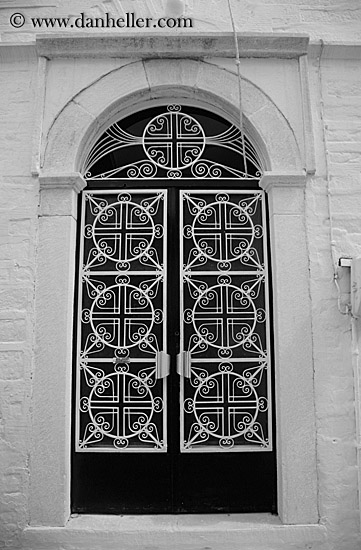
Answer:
[72, 185, 276, 515]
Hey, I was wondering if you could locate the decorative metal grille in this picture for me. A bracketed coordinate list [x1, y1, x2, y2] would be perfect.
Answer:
[83, 105, 262, 180]
[76, 190, 168, 451]
[77, 105, 271, 454]
[179, 191, 271, 452]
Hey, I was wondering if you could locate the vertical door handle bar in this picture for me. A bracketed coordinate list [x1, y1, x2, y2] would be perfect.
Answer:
[176, 351, 191, 378]
[155, 351, 170, 379]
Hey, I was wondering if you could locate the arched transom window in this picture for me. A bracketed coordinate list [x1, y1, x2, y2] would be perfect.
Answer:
[83, 104, 262, 180]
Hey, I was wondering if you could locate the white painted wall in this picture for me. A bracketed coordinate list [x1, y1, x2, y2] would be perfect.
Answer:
[306, 49, 361, 550]
[0, 2, 361, 550]
[0, 45, 38, 550]
[0, 0, 361, 41]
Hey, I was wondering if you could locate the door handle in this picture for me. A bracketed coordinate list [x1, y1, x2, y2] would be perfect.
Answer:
[176, 351, 191, 378]
[155, 351, 170, 379]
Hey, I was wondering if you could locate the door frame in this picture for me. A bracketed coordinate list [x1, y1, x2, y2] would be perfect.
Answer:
[31, 55, 317, 527]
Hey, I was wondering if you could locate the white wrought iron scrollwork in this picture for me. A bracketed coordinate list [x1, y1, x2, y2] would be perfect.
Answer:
[179, 191, 271, 452]
[83, 105, 262, 180]
[183, 362, 269, 450]
[142, 106, 205, 170]
[76, 190, 168, 452]
[79, 363, 164, 450]
[77, 105, 270, 455]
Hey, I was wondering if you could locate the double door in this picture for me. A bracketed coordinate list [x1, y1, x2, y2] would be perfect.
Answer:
[72, 184, 276, 514]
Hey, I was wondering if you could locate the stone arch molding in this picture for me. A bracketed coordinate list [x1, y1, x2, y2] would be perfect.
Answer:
[41, 59, 302, 175]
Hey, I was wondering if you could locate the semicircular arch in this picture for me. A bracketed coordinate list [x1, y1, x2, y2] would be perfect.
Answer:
[41, 59, 303, 176]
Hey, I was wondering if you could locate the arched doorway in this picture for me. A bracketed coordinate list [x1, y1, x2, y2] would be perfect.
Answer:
[72, 104, 276, 514]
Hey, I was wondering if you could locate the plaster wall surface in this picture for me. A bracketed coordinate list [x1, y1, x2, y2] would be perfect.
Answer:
[305, 52, 361, 550]
[0, 0, 361, 42]
[0, 2, 361, 550]
[0, 47, 38, 548]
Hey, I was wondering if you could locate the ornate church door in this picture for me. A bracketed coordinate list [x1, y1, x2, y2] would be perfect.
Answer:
[72, 105, 276, 514]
